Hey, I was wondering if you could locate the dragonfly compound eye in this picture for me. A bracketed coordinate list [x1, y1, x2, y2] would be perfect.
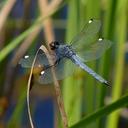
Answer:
[50, 41, 59, 50]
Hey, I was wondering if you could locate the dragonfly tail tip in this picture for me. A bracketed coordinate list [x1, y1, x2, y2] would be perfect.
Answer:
[104, 81, 111, 87]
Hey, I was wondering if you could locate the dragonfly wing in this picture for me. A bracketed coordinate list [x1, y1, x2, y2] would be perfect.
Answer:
[70, 19, 101, 49]
[76, 38, 112, 62]
[38, 58, 76, 84]
[19, 52, 56, 68]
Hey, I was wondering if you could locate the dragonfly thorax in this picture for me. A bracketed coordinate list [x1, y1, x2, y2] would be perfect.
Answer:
[49, 41, 75, 59]
[55, 44, 75, 59]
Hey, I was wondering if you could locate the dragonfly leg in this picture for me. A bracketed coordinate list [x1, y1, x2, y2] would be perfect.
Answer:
[43, 60, 60, 71]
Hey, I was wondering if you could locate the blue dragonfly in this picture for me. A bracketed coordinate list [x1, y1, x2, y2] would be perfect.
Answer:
[19, 19, 112, 85]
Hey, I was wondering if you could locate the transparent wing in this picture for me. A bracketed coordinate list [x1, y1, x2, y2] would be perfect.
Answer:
[75, 39, 112, 62]
[70, 19, 101, 49]
[38, 58, 76, 84]
[19, 52, 56, 68]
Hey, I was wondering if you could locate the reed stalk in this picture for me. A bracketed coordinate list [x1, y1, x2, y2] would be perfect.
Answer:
[63, 0, 82, 126]
[106, 0, 127, 127]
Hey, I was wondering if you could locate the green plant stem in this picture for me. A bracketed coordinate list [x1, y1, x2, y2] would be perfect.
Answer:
[63, 0, 82, 126]
[84, 0, 100, 128]
[96, 0, 118, 127]
[106, 0, 127, 127]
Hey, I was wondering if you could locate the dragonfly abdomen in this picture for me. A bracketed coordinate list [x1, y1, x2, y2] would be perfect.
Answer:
[71, 55, 109, 86]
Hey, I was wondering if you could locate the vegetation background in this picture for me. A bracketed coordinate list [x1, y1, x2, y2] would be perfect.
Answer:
[0, 0, 127, 128]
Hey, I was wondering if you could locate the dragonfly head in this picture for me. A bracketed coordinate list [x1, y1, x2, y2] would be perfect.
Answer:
[50, 41, 60, 50]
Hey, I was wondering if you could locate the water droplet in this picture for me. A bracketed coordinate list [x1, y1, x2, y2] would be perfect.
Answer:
[88, 19, 93, 24]
[40, 71, 45, 75]
[24, 55, 29, 59]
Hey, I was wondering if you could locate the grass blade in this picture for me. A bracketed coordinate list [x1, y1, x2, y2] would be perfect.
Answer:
[70, 93, 128, 128]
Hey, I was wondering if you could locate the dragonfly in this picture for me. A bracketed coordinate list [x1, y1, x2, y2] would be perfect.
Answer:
[19, 19, 112, 85]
